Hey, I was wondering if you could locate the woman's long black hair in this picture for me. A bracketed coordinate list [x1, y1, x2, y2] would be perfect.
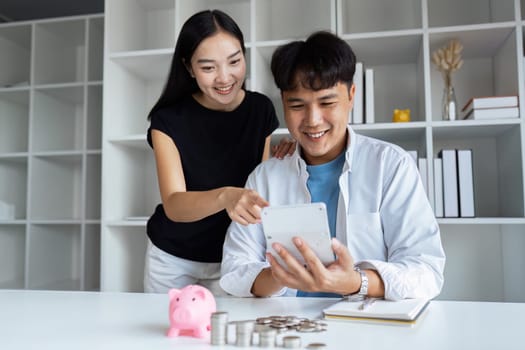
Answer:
[147, 9, 246, 120]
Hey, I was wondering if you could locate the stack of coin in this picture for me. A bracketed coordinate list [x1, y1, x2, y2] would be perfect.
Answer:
[282, 335, 302, 348]
[258, 328, 277, 348]
[254, 323, 271, 333]
[306, 342, 327, 349]
[234, 320, 255, 347]
[210, 311, 229, 345]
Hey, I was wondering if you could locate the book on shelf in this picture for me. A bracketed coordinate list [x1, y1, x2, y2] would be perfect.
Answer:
[125, 216, 149, 221]
[351, 62, 364, 124]
[418, 158, 428, 197]
[457, 149, 475, 217]
[463, 106, 519, 120]
[364, 68, 375, 124]
[461, 95, 518, 112]
[439, 149, 459, 217]
[407, 150, 418, 165]
[323, 298, 430, 324]
[433, 158, 444, 218]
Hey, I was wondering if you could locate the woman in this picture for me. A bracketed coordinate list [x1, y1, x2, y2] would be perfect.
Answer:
[144, 9, 291, 294]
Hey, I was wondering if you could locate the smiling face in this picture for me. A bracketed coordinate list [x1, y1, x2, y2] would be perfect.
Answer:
[282, 80, 355, 165]
[188, 30, 246, 111]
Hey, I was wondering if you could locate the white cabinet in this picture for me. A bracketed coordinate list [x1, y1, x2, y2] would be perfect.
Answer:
[101, 0, 525, 301]
[0, 14, 103, 291]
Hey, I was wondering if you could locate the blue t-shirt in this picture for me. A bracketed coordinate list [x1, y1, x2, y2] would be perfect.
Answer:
[297, 150, 345, 298]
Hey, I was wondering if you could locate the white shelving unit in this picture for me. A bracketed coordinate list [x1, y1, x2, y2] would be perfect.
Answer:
[0, 14, 103, 291]
[101, 0, 525, 302]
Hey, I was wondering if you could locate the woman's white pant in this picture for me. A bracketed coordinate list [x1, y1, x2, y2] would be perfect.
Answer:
[143, 238, 227, 296]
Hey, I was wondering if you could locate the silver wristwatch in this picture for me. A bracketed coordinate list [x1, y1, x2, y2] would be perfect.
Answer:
[345, 266, 368, 301]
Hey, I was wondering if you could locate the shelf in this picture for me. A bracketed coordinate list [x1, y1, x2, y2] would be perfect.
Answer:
[107, 219, 148, 227]
[252, 45, 285, 126]
[429, 27, 518, 121]
[0, 24, 31, 88]
[34, 20, 86, 85]
[102, 144, 159, 221]
[428, 25, 516, 62]
[353, 123, 427, 152]
[0, 225, 25, 289]
[0, 14, 103, 293]
[30, 155, 83, 220]
[84, 224, 100, 291]
[439, 223, 504, 301]
[343, 32, 424, 65]
[87, 85, 102, 150]
[32, 86, 85, 152]
[346, 33, 425, 123]
[431, 119, 521, 136]
[0, 90, 29, 154]
[338, 0, 422, 34]
[88, 17, 104, 82]
[254, 0, 335, 42]
[100, 0, 525, 301]
[438, 223, 525, 302]
[86, 154, 101, 220]
[108, 135, 148, 149]
[109, 50, 172, 80]
[427, 0, 516, 27]
[27, 224, 82, 290]
[438, 217, 525, 224]
[0, 157, 27, 220]
[433, 123, 523, 218]
[104, 59, 162, 137]
[101, 226, 146, 292]
[107, 0, 175, 53]
[177, 0, 251, 40]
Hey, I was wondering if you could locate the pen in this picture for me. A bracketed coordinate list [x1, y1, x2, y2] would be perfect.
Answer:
[358, 297, 377, 310]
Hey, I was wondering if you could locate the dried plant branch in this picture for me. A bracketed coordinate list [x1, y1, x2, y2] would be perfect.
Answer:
[432, 39, 463, 87]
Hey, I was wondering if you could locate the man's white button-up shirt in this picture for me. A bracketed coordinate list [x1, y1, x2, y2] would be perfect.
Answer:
[220, 126, 445, 300]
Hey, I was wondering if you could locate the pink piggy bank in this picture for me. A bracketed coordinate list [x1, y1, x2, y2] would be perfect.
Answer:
[167, 285, 216, 338]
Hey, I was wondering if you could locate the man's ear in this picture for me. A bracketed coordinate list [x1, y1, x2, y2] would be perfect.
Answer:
[347, 83, 356, 111]
[348, 83, 356, 102]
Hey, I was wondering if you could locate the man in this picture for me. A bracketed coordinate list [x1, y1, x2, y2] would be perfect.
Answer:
[220, 31, 445, 300]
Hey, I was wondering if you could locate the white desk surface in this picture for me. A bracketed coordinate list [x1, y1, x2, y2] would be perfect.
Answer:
[1, 290, 524, 350]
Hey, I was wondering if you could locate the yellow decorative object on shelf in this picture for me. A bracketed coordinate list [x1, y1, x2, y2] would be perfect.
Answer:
[392, 109, 411, 122]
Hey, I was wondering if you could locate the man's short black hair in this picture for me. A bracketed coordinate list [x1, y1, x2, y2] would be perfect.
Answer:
[271, 31, 356, 92]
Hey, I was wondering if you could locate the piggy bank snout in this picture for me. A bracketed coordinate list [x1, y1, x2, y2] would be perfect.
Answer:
[172, 306, 194, 323]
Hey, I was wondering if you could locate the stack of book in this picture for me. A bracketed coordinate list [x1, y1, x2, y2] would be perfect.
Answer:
[461, 95, 519, 120]
[349, 62, 375, 124]
[434, 149, 475, 218]
[406, 150, 431, 200]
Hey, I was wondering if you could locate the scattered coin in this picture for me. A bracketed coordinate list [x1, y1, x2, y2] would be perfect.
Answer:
[255, 315, 328, 334]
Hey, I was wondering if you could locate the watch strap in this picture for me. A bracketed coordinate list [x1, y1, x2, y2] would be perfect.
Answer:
[344, 266, 368, 301]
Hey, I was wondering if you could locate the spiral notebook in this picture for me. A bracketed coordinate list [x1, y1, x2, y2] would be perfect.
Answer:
[323, 298, 430, 324]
